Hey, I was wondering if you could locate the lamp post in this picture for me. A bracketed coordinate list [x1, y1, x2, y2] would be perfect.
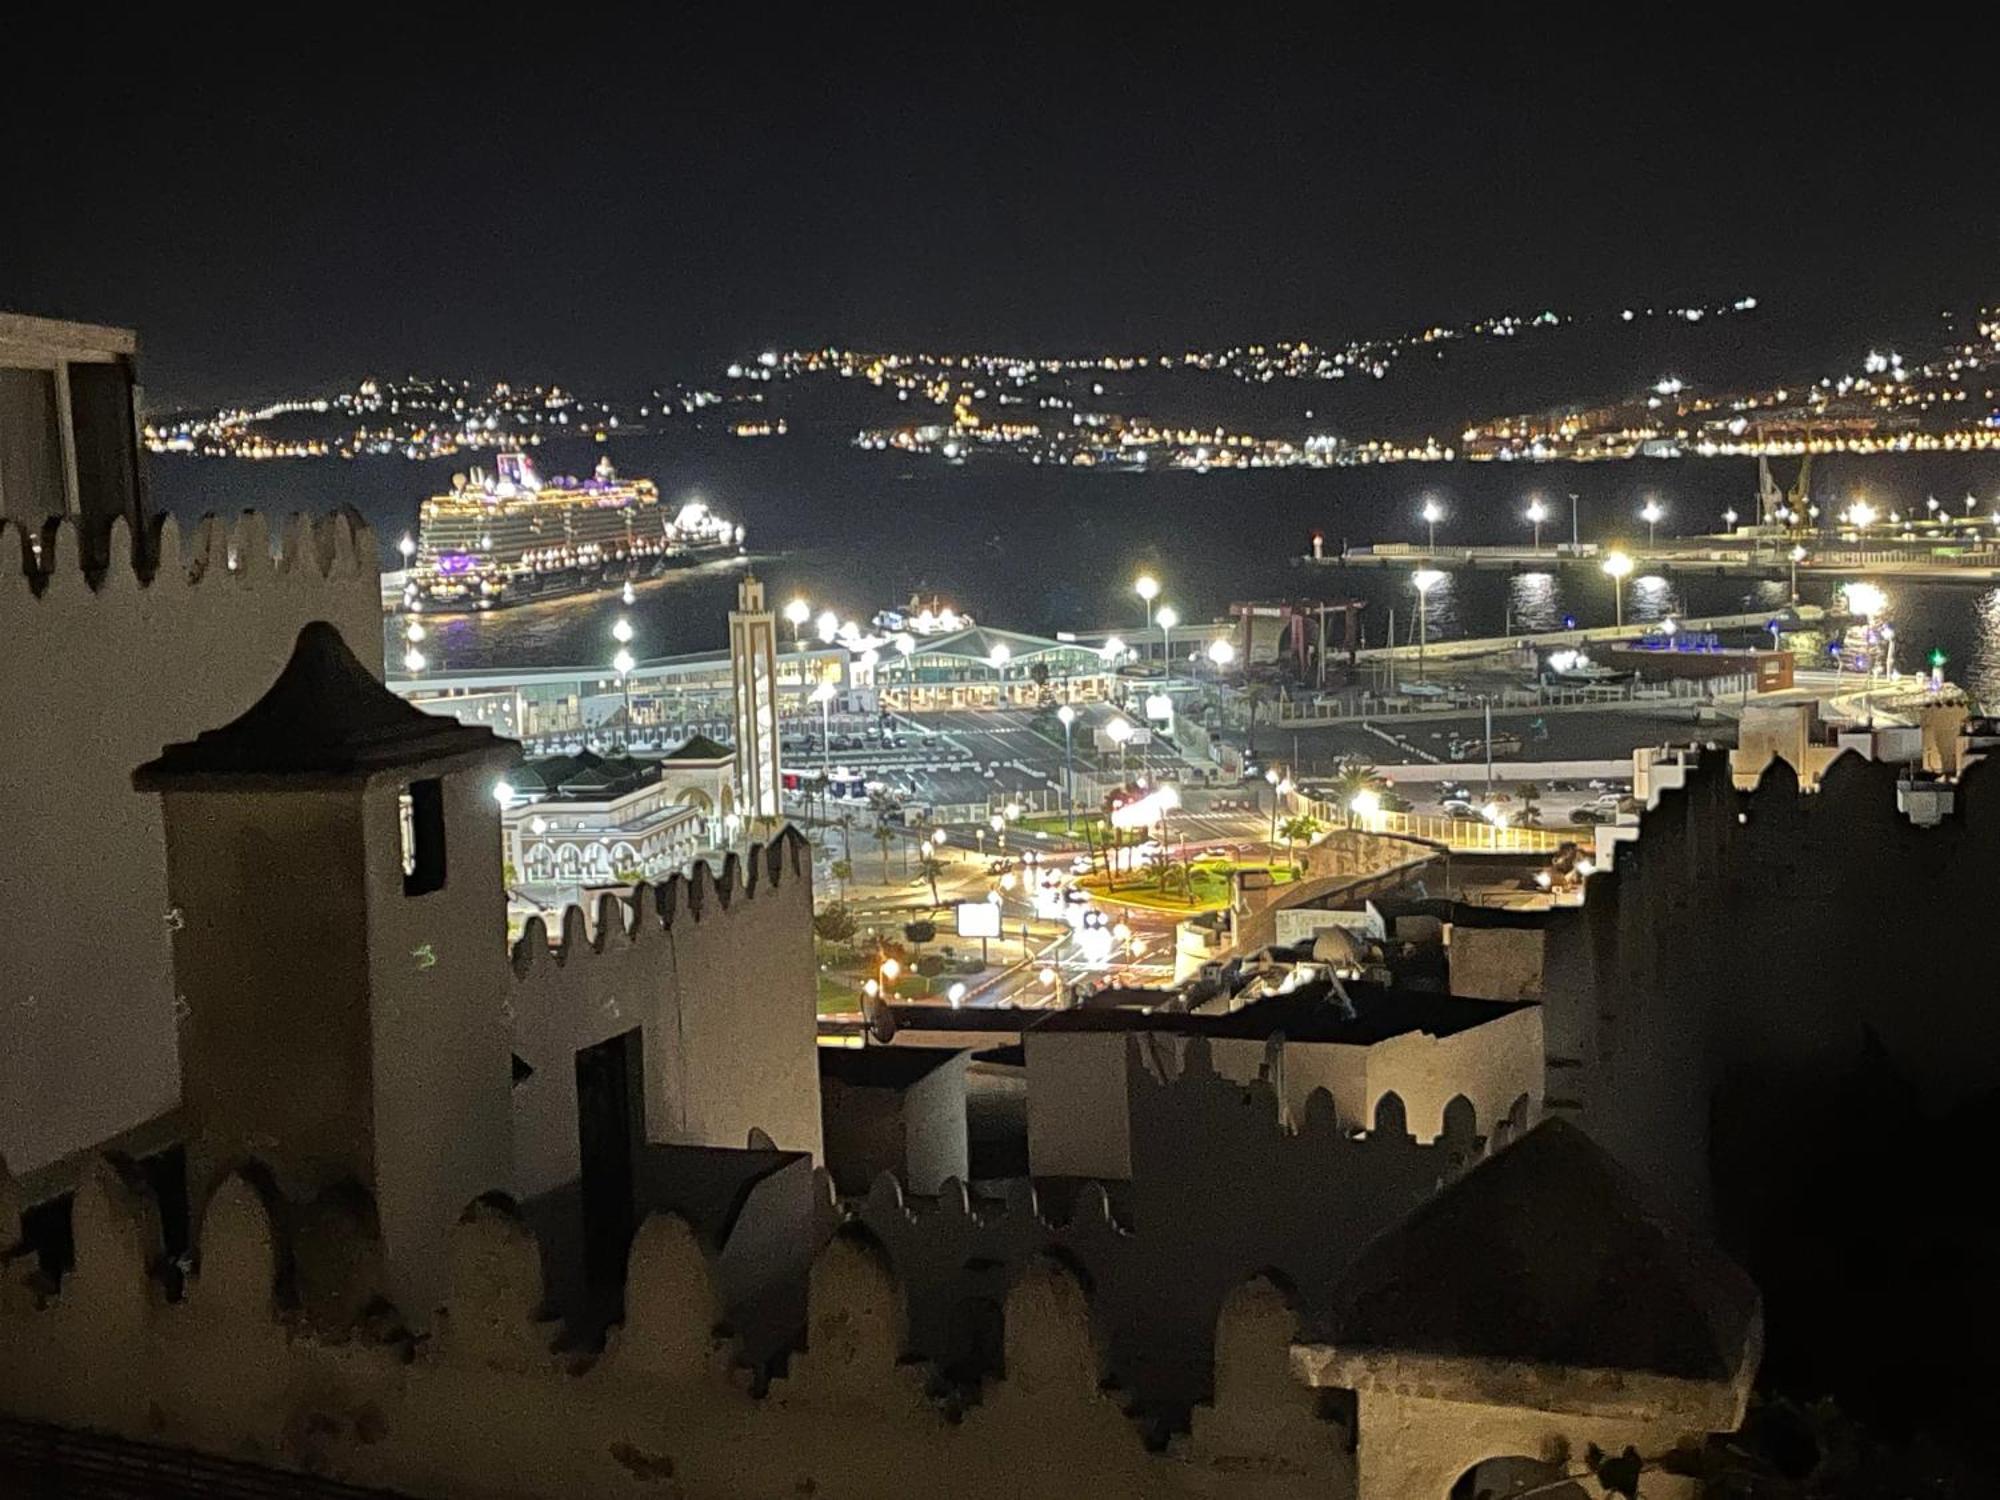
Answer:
[1640, 499, 1664, 553]
[1206, 636, 1235, 684]
[398, 533, 416, 567]
[1266, 767, 1292, 857]
[1421, 498, 1443, 554]
[785, 597, 810, 648]
[1601, 551, 1633, 629]
[1135, 574, 1159, 629]
[1568, 491, 1579, 549]
[612, 647, 636, 751]
[1411, 569, 1444, 681]
[1105, 715, 1133, 776]
[1056, 704, 1077, 830]
[1156, 605, 1178, 679]
[1788, 545, 1805, 604]
[988, 642, 1011, 706]
[1525, 498, 1548, 554]
[1723, 507, 1738, 533]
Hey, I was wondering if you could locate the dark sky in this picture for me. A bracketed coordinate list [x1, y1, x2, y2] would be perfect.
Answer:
[5, 9, 1994, 405]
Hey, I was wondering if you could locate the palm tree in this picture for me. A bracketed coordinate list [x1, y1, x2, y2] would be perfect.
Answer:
[917, 853, 945, 907]
[1241, 681, 1271, 730]
[835, 811, 855, 865]
[1278, 812, 1323, 872]
[1327, 757, 1378, 828]
[874, 824, 895, 885]
[830, 858, 853, 900]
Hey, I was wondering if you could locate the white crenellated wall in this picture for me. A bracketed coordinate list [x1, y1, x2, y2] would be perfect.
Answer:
[0, 510, 381, 1178]
[0, 1161, 1351, 1498]
[507, 829, 824, 1199]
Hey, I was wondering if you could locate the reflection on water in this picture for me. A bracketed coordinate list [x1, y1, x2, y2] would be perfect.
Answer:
[1506, 572, 1563, 633]
[1409, 571, 1460, 644]
[1972, 589, 2000, 703]
[1628, 574, 1686, 623]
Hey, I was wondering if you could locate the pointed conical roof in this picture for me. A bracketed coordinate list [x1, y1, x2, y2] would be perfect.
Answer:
[1322, 1118, 1759, 1381]
[134, 621, 516, 786]
[663, 733, 733, 762]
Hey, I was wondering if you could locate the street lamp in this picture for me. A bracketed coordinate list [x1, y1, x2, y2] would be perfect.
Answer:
[1421, 498, 1444, 553]
[809, 678, 838, 774]
[1525, 498, 1548, 553]
[1788, 544, 1806, 603]
[1105, 715, 1133, 775]
[1156, 605, 1178, 679]
[1640, 499, 1664, 551]
[398, 533, 416, 564]
[815, 609, 839, 644]
[1601, 551, 1634, 629]
[622, 580, 636, 606]
[1135, 574, 1160, 629]
[1206, 637, 1235, 678]
[1722, 507, 1738, 532]
[612, 647, 636, 750]
[1265, 766, 1292, 853]
[1411, 569, 1444, 681]
[1056, 704, 1077, 829]
[785, 597, 811, 647]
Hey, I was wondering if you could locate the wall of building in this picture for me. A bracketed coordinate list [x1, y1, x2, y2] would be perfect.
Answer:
[507, 829, 824, 1200]
[0, 1161, 1352, 1499]
[1449, 925, 1547, 1000]
[0, 511, 381, 1179]
[903, 1054, 970, 1194]
[1021, 1032, 1134, 1180]
[1548, 747, 2000, 1232]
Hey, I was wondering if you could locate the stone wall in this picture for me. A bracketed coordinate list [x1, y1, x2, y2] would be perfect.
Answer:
[868, 1039, 1533, 1421]
[0, 511, 381, 1178]
[0, 1159, 1352, 1499]
[1544, 746, 2000, 1231]
[507, 828, 825, 1197]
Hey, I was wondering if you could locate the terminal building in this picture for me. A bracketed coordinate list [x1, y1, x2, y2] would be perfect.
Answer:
[394, 642, 851, 743]
[858, 624, 1113, 710]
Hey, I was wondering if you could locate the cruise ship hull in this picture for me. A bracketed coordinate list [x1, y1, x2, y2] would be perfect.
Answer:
[415, 541, 738, 613]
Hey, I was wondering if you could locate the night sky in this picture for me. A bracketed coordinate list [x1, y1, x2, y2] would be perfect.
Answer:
[5, 11, 1994, 405]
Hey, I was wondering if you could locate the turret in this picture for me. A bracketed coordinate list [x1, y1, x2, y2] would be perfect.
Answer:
[133, 621, 518, 1323]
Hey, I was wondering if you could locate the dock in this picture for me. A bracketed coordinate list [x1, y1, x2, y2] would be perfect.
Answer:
[1308, 539, 2000, 586]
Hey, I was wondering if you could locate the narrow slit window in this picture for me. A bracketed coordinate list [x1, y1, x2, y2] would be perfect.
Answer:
[402, 778, 447, 895]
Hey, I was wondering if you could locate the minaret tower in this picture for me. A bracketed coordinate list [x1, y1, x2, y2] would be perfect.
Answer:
[133, 621, 519, 1323]
[729, 572, 783, 823]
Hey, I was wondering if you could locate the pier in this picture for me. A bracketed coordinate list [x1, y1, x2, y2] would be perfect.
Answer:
[1309, 538, 2000, 586]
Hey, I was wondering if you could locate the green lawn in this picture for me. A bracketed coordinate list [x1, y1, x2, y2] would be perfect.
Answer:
[817, 969, 936, 1014]
[1078, 858, 1298, 914]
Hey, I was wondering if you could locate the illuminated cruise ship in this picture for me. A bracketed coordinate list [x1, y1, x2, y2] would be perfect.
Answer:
[407, 452, 742, 610]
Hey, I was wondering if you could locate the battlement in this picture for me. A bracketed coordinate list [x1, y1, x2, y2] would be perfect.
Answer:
[0, 508, 376, 608]
[849, 1050, 1526, 1418]
[508, 825, 811, 977]
[0, 1157, 1349, 1498]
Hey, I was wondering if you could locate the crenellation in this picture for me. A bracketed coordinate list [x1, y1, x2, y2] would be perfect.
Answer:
[506, 828, 812, 973]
